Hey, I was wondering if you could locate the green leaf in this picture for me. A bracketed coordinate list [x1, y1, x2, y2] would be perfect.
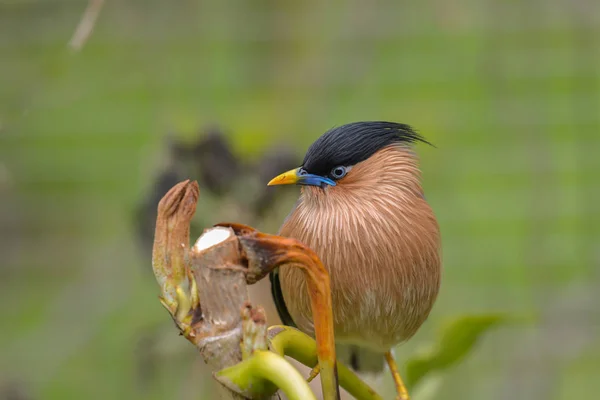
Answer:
[405, 314, 509, 389]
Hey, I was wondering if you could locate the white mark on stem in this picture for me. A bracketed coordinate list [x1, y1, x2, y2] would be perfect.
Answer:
[197, 327, 242, 346]
[194, 227, 232, 252]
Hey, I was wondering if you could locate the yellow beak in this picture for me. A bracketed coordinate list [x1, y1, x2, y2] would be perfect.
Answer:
[267, 168, 299, 186]
[267, 168, 337, 187]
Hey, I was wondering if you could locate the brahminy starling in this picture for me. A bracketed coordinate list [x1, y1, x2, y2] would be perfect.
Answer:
[267, 121, 441, 399]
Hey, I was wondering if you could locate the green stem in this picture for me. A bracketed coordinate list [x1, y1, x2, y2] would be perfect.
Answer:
[268, 326, 383, 400]
[216, 350, 316, 400]
[254, 351, 316, 400]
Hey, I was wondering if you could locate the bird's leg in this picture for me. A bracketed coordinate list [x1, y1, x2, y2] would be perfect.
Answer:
[384, 351, 410, 400]
[307, 364, 321, 382]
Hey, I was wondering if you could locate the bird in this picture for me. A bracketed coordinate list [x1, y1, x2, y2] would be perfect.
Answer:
[267, 121, 441, 399]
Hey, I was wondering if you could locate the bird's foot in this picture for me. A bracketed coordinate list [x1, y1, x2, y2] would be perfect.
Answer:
[385, 351, 410, 400]
[395, 392, 410, 400]
[307, 364, 321, 382]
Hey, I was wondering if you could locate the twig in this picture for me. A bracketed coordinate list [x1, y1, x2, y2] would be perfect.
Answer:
[69, 0, 105, 51]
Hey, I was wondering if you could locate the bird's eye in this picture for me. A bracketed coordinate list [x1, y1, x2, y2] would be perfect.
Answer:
[330, 166, 347, 180]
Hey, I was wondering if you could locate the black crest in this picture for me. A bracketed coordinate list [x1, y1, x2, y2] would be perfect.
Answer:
[302, 121, 430, 177]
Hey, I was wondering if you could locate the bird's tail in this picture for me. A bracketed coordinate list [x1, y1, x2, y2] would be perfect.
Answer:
[336, 344, 386, 374]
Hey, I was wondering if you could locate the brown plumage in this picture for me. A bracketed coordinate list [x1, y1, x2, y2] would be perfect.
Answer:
[267, 121, 442, 395]
[279, 144, 440, 351]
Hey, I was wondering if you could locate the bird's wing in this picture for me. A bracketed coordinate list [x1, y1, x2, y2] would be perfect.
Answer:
[269, 269, 297, 328]
[269, 197, 303, 328]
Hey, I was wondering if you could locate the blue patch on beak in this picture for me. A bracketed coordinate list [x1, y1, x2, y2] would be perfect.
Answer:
[297, 172, 336, 187]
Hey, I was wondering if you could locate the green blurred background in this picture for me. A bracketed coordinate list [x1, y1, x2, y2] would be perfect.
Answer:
[1, 0, 599, 399]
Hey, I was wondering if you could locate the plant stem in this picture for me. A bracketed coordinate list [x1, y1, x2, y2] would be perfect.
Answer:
[216, 351, 316, 400]
[268, 326, 383, 400]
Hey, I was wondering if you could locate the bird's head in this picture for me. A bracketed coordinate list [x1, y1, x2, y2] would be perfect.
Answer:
[267, 121, 430, 193]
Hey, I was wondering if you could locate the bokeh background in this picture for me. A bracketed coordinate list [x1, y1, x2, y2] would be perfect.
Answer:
[1, 0, 599, 399]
